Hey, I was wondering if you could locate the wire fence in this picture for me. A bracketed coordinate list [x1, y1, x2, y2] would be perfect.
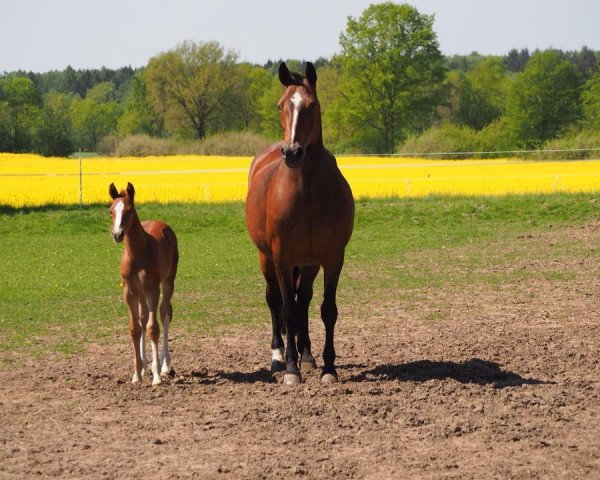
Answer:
[2, 149, 600, 208]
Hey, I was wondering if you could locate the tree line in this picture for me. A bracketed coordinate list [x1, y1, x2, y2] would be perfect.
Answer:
[1, 2, 599, 157]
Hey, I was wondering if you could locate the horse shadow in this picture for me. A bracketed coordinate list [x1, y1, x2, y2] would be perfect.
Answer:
[192, 368, 276, 385]
[349, 358, 553, 389]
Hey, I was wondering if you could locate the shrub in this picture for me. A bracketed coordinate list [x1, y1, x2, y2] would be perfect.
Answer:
[533, 129, 600, 160]
[175, 131, 272, 156]
[399, 123, 479, 158]
[114, 135, 174, 157]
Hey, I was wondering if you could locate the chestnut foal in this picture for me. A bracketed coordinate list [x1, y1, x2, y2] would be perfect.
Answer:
[109, 182, 179, 385]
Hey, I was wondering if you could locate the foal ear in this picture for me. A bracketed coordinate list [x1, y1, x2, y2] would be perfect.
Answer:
[305, 62, 317, 88]
[278, 62, 293, 87]
[126, 182, 135, 202]
[109, 183, 120, 200]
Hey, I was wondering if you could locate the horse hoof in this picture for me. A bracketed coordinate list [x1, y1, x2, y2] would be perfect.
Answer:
[301, 356, 318, 371]
[152, 377, 162, 386]
[271, 360, 286, 373]
[283, 373, 302, 385]
[321, 373, 338, 384]
[132, 373, 142, 384]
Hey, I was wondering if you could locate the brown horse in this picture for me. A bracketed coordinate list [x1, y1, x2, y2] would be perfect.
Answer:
[245, 62, 355, 385]
[109, 182, 179, 385]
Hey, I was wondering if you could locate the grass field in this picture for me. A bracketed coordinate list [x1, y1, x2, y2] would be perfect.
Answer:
[1, 193, 598, 358]
[2, 153, 600, 207]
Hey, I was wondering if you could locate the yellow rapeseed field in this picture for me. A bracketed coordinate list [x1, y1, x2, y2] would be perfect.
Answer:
[1, 153, 600, 208]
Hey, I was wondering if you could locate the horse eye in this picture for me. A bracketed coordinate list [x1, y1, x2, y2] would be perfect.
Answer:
[308, 102, 317, 110]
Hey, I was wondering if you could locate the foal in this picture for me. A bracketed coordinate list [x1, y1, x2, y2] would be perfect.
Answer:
[109, 182, 179, 385]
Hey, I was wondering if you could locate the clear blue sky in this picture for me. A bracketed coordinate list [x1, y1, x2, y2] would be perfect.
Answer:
[1, 0, 599, 73]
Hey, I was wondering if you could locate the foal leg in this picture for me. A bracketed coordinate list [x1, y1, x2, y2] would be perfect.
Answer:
[138, 299, 149, 377]
[320, 257, 344, 383]
[260, 253, 285, 372]
[159, 281, 174, 377]
[125, 288, 143, 383]
[145, 288, 162, 386]
[296, 266, 320, 371]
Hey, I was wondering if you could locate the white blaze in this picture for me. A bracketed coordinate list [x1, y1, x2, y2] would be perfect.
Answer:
[290, 91, 303, 143]
[112, 200, 124, 235]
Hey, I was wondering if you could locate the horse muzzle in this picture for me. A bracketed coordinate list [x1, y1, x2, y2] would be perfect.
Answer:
[112, 231, 124, 243]
[281, 144, 306, 168]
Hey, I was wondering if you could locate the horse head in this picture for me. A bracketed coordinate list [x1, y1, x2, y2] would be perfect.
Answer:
[277, 62, 321, 168]
[109, 182, 136, 243]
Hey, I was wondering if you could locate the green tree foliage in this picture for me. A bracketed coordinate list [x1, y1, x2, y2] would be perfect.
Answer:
[506, 50, 581, 147]
[71, 85, 120, 151]
[337, 2, 446, 152]
[581, 69, 600, 130]
[118, 72, 164, 137]
[36, 92, 73, 156]
[145, 40, 240, 139]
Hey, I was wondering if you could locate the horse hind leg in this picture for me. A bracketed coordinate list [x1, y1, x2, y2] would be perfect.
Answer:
[125, 289, 143, 383]
[145, 289, 162, 385]
[159, 281, 174, 377]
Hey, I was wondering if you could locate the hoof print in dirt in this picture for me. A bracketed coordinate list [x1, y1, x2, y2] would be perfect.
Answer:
[283, 373, 302, 385]
[321, 372, 338, 384]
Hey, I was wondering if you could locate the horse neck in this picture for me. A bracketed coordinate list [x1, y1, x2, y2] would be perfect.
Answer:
[124, 210, 148, 258]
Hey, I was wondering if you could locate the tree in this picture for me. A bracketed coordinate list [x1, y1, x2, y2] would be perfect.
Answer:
[234, 63, 273, 131]
[454, 57, 510, 130]
[0, 76, 42, 151]
[337, 2, 445, 152]
[506, 50, 581, 147]
[144, 40, 239, 139]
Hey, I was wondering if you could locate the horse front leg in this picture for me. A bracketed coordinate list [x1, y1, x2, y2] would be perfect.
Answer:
[124, 287, 143, 383]
[321, 257, 344, 383]
[145, 288, 162, 386]
[138, 299, 149, 377]
[296, 265, 320, 371]
[260, 253, 285, 372]
[274, 259, 301, 385]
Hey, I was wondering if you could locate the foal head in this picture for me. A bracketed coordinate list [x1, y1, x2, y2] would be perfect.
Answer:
[277, 62, 321, 168]
[109, 182, 136, 243]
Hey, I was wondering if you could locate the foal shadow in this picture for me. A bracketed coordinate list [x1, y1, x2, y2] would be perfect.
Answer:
[350, 358, 552, 389]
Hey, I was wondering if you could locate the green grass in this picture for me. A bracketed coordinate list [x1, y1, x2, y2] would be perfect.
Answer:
[0, 193, 598, 356]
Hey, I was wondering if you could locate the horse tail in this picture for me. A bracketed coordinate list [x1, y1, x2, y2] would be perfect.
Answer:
[164, 226, 179, 280]
[293, 266, 301, 295]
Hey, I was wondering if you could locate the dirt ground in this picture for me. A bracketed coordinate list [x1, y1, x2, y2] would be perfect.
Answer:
[2, 223, 600, 479]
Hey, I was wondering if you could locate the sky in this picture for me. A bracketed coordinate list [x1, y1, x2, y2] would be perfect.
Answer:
[1, 0, 599, 73]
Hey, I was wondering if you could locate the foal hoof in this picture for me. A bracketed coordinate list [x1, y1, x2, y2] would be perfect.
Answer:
[301, 355, 318, 371]
[283, 373, 302, 385]
[271, 360, 286, 373]
[321, 372, 338, 384]
[152, 376, 163, 386]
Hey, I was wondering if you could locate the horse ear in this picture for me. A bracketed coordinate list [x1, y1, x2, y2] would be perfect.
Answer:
[109, 183, 119, 199]
[126, 182, 135, 202]
[305, 62, 317, 87]
[278, 62, 293, 87]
